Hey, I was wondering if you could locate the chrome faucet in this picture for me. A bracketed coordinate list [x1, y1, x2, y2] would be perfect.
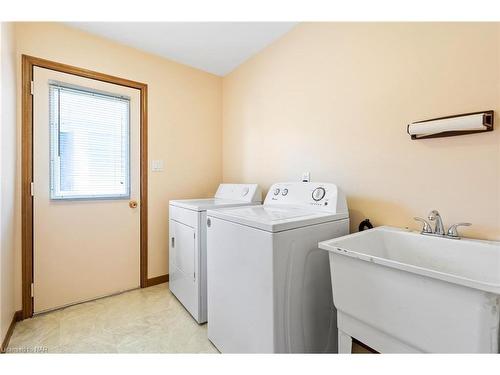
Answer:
[428, 210, 445, 236]
[413, 210, 471, 239]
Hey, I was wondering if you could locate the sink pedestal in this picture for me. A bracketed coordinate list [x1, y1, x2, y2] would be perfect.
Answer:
[338, 328, 352, 354]
[337, 311, 425, 353]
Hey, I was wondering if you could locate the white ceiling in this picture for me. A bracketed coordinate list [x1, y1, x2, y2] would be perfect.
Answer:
[66, 22, 298, 76]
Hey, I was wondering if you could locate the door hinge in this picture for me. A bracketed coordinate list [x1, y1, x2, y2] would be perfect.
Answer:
[30, 182, 34, 197]
[30, 81, 34, 95]
[31, 283, 34, 298]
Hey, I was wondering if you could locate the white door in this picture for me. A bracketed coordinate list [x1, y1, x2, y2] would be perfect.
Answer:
[171, 221, 196, 280]
[33, 67, 141, 313]
[169, 219, 197, 313]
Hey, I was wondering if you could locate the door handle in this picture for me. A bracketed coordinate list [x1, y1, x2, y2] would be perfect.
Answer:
[129, 200, 138, 209]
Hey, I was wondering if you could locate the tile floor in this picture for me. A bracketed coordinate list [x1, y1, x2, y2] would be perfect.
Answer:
[7, 283, 218, 353]
[7, 282, 368, 354]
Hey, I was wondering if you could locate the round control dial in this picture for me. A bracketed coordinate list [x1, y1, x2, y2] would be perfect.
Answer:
[282, 188, 288, 196]
[274, 188, 280, 195]
[312, 187, 326, 201]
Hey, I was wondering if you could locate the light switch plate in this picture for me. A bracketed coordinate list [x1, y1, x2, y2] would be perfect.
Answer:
[152, 160, 164, 172]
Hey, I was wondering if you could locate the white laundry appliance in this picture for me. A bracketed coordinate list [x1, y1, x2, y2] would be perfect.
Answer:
[206, 182, 349, 353]
[169, 184, 262, 324]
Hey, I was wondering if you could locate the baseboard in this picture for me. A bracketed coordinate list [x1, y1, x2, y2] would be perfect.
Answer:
[146, 274, 169, 287]
[1, 310, 22, 354]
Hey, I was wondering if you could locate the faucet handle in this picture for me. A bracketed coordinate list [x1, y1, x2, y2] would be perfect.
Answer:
[414, 217, 433, 234]
[447, 222, 471, 238]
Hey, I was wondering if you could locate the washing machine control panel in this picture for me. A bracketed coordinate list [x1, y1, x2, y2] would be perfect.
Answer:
[264, 182, 346, 213]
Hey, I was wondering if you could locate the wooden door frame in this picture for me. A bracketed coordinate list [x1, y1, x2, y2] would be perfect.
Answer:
[21, 55, 149, 319]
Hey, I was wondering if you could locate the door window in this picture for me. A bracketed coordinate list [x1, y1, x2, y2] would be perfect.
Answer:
[49, 83, 130, 199]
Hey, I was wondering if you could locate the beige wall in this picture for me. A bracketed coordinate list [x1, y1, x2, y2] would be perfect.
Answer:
[13, 22, 222, 309]
[222, 22, 500, 240]
[1, 22, 17, 343]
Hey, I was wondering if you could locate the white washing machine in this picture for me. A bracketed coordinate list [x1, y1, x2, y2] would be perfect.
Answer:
[169, 184, 262, 323]
[206, 182, 349, 353]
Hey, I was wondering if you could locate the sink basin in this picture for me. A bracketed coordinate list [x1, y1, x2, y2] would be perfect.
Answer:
[318, 226, 500, 353]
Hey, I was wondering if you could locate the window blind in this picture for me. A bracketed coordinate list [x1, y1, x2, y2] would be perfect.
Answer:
[49, 83, 131, 200]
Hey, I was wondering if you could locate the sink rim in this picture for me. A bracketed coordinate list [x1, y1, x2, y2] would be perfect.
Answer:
[319, 226, 500, 294]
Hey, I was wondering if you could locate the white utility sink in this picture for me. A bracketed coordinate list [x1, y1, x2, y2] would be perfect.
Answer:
[318, 226, 500, 353]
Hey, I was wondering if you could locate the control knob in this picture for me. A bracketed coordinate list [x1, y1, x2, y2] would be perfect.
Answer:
[312, 187, 326, 201]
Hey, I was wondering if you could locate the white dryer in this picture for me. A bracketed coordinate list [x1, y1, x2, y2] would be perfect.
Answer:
[169, 184, 262, 323]
[206, 182, 349, 353]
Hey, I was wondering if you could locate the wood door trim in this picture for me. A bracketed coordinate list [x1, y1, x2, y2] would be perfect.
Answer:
[22, 55, 149, 319]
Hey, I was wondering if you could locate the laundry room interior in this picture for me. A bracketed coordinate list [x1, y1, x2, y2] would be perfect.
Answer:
[1, 3, 500, 365]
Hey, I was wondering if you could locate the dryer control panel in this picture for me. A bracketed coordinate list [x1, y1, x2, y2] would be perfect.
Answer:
[214, 184, 262, 202]
[264, 182, 347, 214]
